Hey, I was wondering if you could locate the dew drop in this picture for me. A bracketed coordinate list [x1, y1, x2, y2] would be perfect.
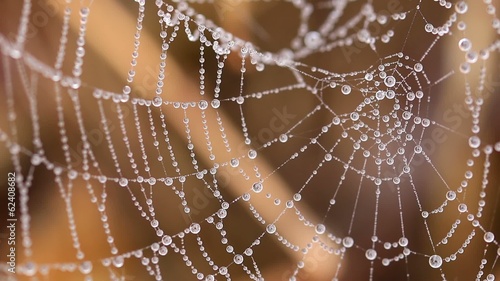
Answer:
[119, 178, 128, 187]
[304, 31, 323, 49]
[79, 261, 92, 274]
[458, 38, 472, 52]
[230, 158, 239, 167]
[342, 236, 354, 248]
[341, 85, 351, 95]
[384, 76, 396, 87]
[455, 1, 468, 14]
[248, 149, 257, 159]
[233, 254, 244, 264]
[252, 182, 263, 193]
[211, 99, 220, 108]
[469, 136, 481, 148]
[398, 237, 408, 247]
[190, 223, 201, 234]
[414, 63, 423, 72]
[152, 96, 163, 107]
[266, 224, 276, 234]
[315, 224, 326, 234]
[162, 235, 172, 246]
[279, 134, 288, 143]
[350, 112, 359, 121]
[429, 255, 442, 268]
[365, 249, 377, 260]
[375, 90, 385, 100]
[198, 100, 208, 110]
[484, 232, 495, 243]
[113, 256, 124, 268]
[458, 203, 467, 213]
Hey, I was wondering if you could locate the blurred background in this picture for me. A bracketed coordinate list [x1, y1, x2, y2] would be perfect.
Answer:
[0, 0, 500, 280]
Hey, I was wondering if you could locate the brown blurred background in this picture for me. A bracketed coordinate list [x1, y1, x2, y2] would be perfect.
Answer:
[1, 0, 500, 280]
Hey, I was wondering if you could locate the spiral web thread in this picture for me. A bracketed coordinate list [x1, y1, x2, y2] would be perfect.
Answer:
[0, 0, 500, 280]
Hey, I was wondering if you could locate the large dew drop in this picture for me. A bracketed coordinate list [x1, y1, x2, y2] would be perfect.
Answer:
[315, 224, 326, 234]
[304, 31, 323, 49]
[429, 255, 442, 268]
[365, 249, 377, 260]
[252, 182, 263, 193]
[341, 85, 351, 95]
[468, 136, 481, 148]
[190, 223, 201, 234]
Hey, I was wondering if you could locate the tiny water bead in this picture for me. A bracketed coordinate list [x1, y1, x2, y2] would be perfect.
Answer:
[279, 134, 288, 143]
[375, 90, 386, 100]
[152, 96, 163, 107]
[341, 85, 352, 95]
[79, 261, 92, 274]
[252, 182, 263, 193]
[414, 63, 423, 72]
[484, 232, 495, 243]
[342, 237, 354, 248]
[315, 224, 326, 235]
[304, 31, 323, 49]
[190, 223, 201, 234]
[384, 76, 396, 87]
[119, 178, 128, 187]
[365, 249, 377, 260]
[230, 158, 239, 167]
[162, 235, 172, 246]
[429, 255, 442, 268]
[248, 149, 257, 159]
[266, 224, 277, 234]
[234, 254, 244, 265]
[458, 38, 472, 52]
[469, 136, 481, 149]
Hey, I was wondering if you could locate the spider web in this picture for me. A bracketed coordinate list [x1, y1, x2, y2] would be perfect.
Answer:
[0, 0, 500, 280]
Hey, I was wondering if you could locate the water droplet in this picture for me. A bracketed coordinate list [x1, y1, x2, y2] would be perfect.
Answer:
[190, 223, 201, 234]
[429, 255, 442, 268]
[211, 99, 220, 108]
[252, 182, 263, 193]
[458, 203, 467, 213]
[324, 154, 332, 161]
[162, 235, 172, 246]
[350, 112, 359, 121]
[279, 134, 288, 143]
[422, 211, 429, 218]
[315, 224, 326, 234]
[341, 85, 351, 95]
[230, 158, 239, 167]
[151, 219, 159, 228]
[248, 149, 257, 159]
[399, 237, 408, 247]
[266, 224, 276, 234]
[79, 261, 92, 274]
[469, 136, 481, 148]
[342, 236, 354, 248]
[455, 1, 468, 14]
[458, 38, 472, 52]
[365, 249, 377, 260]
[199, 100, 208, 109]
[446, 191, 456, 201]
[484, 232, 495, 243]
[113, 256, 124, 268]
[152, 96, 163, 107]
[233, 254, 244, 264]
[375, 90, 385, 100]
[304, 31, 323, 49]
[119, 178, 128, 187]
[414, 63, 423, 72]
[384, 76, 396, 87]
